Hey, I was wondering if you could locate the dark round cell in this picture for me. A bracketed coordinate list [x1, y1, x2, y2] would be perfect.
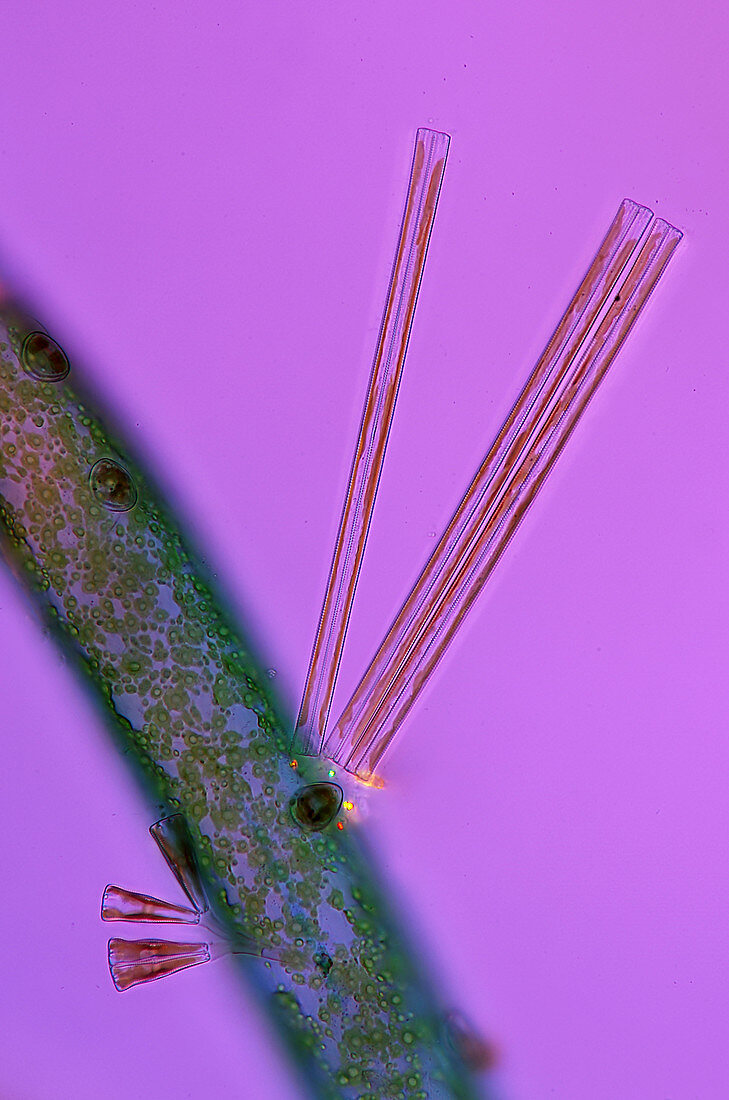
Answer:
[290, 783, 343, 832]
[89, 458, 137, 512]
[21, 331, 70, 382]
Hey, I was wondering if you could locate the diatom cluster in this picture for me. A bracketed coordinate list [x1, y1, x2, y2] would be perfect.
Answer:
[1, 135, 678, 1097]
[0, 302, 481, 1100]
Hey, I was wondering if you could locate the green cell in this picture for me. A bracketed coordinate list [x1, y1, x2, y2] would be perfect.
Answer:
[0, 302, 481, 1100]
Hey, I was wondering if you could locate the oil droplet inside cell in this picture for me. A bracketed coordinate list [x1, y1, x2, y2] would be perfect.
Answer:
[21, 331, 70, 382]
[290, 783, 343, 832]
[89, 458, 137, 511]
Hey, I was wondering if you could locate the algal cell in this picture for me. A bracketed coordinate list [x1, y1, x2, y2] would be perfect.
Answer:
[89, 458, 137, 511]
[21, 331, 70, 382]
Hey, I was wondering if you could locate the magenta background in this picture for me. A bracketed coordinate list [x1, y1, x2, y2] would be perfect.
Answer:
[0, 3, 727, 1098]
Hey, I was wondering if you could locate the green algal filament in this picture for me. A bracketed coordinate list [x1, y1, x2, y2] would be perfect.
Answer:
[0, 304, 481, 1100]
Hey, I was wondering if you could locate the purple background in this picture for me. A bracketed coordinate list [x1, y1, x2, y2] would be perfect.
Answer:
[0, 3, 727, 1098]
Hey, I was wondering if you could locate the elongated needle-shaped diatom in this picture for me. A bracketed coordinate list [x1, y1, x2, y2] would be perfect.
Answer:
[324, 203, 681, 781]
[293, 128, 450, 758]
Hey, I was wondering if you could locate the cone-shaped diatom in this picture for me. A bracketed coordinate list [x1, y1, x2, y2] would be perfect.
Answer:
[101, 884, 201, 925]
[108, 937, 211, 992]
